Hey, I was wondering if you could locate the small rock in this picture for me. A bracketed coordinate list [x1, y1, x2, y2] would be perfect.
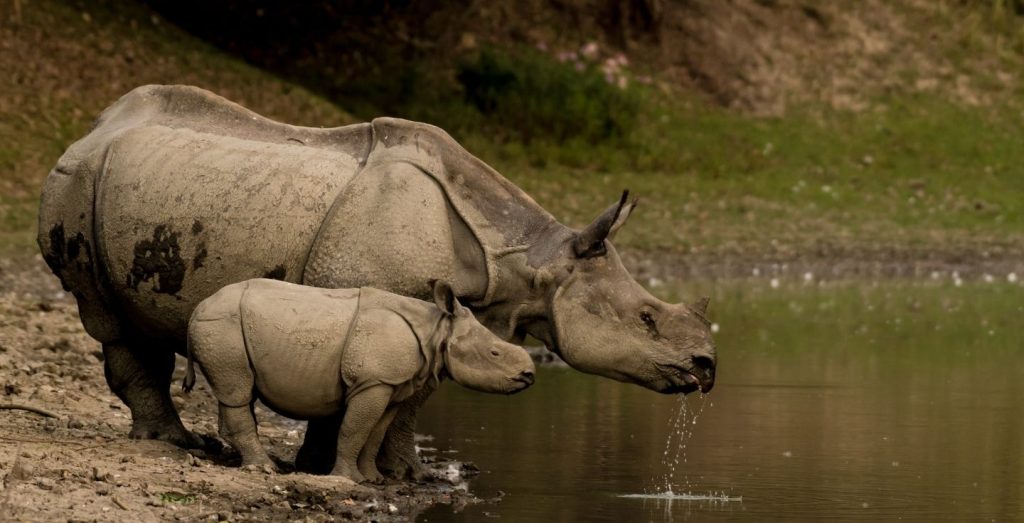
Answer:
[92, 466, 113, 482]
[387, 503, 398, 514]
[8, 458, 35, 481]
[68, 419, 85, 429]
[34, 477, 56, 490]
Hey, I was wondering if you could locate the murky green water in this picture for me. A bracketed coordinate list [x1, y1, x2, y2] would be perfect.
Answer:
[416, 281, 1023, 521]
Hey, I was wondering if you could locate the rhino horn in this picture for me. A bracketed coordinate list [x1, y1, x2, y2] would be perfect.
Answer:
[573, 190, 637, 258]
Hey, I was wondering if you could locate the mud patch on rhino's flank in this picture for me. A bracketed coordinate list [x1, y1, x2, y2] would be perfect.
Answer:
[127, 225, 186, 295]
[263, 265, 287, 280]
[42, 223, 94, 277]
[43, 223, 67, 272]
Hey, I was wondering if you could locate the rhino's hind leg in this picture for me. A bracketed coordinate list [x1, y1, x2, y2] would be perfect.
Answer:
[295, 416, 343, 474]
[102, 341, 203, 448]
[377, 387, 432, 481]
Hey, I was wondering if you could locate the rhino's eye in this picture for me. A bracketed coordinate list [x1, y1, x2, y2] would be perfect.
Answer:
[640, 311, 658, 335]
[490, 349, 501, 357]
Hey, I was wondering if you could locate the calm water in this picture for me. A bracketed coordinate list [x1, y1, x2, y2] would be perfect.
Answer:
[416, 281, 1023, 521]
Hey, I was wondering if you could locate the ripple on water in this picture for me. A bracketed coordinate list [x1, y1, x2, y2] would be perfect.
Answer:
[618, 491, 743, 502]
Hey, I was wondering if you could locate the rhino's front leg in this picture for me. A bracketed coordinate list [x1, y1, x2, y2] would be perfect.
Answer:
[332, 385, 393, 483]
[358, 405, 399, 484]
[377, 385, 433, 481]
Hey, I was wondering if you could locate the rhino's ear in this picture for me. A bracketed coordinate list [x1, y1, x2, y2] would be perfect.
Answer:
[692, 296, 710, 315]
[573, 190, 636, 258]
[431, 280, 456, 316]
[608, 197, 637, 241]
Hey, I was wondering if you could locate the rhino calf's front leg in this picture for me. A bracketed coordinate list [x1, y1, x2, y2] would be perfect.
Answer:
[332, 385, 393, 483]
[357, 405, 400, 484]
[378, 387, 432, 481]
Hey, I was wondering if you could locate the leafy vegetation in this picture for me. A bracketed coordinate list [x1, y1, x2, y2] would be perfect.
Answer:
[2, 0, 1022, 264]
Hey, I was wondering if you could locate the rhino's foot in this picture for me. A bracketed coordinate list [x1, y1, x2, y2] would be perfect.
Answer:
[129, 421, 205, 449]
[379, 454, 429, 482]
[362, 469, 385, 485]
[331, 460, 365, 484]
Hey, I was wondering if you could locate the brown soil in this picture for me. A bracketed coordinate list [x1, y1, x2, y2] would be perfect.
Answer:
[0, 259, 488, 522]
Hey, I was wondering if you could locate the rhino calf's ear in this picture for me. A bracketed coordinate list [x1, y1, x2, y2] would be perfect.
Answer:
[432, 280, 457, 316]
[693, 296, 710, 315]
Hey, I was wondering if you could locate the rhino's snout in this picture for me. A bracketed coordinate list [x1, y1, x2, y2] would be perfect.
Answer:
[506, 369, 535, 394]
[655, 352, 716, 395]
[515, 370, 535, 386]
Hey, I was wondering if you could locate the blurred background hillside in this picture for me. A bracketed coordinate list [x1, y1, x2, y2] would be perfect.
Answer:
[3, 0, 1023, 278]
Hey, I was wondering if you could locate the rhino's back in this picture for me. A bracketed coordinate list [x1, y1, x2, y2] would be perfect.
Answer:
[96, 125, 362, 338]
[40, 85, 373, 343]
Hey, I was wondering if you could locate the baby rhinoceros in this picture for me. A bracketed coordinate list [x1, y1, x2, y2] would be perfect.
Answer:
[183, 279, 535, 483]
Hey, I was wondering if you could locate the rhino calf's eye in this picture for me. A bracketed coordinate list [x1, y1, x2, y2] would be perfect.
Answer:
[490, 349, 501, 357]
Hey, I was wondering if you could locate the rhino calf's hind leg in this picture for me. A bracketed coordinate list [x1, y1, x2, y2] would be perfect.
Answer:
[102, 341, 203, 448]
[219, 403, 274, 469]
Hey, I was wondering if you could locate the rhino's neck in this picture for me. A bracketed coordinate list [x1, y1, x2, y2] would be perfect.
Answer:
[364, 119, 570, 342]
[368, 118, 558, 251]
[469, 225, 572, 345]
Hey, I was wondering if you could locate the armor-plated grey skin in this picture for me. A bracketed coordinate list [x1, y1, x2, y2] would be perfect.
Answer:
[184, 279, 535, 483]
[38, 85, 716, 477]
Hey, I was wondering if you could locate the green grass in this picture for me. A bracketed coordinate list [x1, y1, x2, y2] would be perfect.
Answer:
[3, 2, 1022, 263]
[0, 0, 355, 257]
[454, 88, 1024, 255]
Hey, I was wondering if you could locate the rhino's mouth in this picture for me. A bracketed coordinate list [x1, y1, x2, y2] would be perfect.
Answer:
[654, 363, 705, 394]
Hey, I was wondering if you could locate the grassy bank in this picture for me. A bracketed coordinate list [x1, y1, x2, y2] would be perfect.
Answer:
[0, 0, 355, 255]
[2, 1, 1022, 269]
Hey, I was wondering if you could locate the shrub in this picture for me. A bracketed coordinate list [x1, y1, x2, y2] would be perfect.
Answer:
[455, 48, 639, 145]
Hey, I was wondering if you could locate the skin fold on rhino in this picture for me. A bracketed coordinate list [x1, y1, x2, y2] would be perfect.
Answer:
[38, 85, 716, 477]
[184, 279, 534, 483]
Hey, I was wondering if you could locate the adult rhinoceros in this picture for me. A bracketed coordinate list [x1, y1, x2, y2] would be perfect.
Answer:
[39, 85, 716, 478]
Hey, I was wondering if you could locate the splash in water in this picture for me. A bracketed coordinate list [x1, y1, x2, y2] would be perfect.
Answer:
[660, 392, 708, 493]
[620, 393, 741, 504]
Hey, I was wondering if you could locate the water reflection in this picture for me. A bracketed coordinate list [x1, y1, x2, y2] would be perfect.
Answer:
[417, 282, 1023, 521]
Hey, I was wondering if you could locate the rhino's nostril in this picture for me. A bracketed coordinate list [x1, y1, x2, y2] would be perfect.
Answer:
[692, 355, 715, 374]
[518, 370, 535, 385]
